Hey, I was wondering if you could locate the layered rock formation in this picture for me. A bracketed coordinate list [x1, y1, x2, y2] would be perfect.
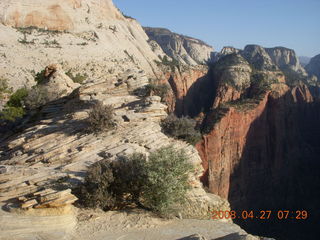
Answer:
[0, 0, 164, 89]
[144, 27, 214, 65]
[0, 63, 233, 238]
[265, 47, 307, 75]
[192, 45, 320, 240]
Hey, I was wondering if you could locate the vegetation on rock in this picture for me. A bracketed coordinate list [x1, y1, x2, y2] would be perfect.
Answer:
[161, 114, 202, 145]
[144, 82, 170, 101]
[0, 88, 28, 121]
[87, 102, 115, 133]
[154, 55, 180, 72]
[77, 147, 193, 217]
[34, 70, 47, 85]
[65, 70, 88, 84]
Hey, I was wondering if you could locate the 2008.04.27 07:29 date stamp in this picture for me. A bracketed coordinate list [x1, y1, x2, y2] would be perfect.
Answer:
[211, 210, 308, 220]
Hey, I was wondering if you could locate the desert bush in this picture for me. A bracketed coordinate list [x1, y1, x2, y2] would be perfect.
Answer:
[142, 147, 193, 216]
[0, 106, 25, 121]
[77, 147, 193, 217]
[0, 88, 28, 121]
[0, 86, 41, 122]
[34, 70, 47, 85]
[77, 160, 116, 210]
[87, 102, 115, 133]
[78, 153, 147, 210]
[161, 114, 202, 145]
[65, 70, 88, 84]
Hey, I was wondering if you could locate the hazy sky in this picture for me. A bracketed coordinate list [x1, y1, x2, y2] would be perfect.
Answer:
[113, 0, 320, 57]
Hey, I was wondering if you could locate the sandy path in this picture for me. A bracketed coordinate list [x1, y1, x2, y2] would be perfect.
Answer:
[70, 209, 248, 240]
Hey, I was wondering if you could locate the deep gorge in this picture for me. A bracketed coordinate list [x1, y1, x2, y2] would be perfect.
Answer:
[168, 65, 320, 240]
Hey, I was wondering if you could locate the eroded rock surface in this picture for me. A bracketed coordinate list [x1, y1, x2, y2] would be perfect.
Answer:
[0, 0, 164, 89]
[144, 27, 214, 65]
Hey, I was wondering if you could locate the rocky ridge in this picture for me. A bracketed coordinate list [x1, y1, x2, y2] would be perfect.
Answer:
[144, 27, 214, 65]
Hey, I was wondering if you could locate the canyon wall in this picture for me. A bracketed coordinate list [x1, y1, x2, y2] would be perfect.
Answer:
[191, 46, 320, 240]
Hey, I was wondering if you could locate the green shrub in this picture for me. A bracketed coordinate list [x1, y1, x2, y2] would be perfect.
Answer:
[87, 102, 115, 133]
[0, 88, 28, 121]
[142, 147, 193, 216]
[0, 106, 25, 121]
[77, 160, 116, 210]
[65, 70, 88, 84]
[34, 70, 47, 85]
[77, 153, 147, 210]
[6, 88, 28, 108]
[76, 147, 193, 217]
[161, 114, 202, 145]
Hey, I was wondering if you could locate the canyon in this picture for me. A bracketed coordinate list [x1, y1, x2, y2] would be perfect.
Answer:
[0, 0, 319, 240]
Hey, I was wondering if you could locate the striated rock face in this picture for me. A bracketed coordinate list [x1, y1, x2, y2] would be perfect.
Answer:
[0, 0, 123, 31]
[0, 63, 229, 239]
[242, 45, 276, 71]
[144, 27, 214, 65]
[265, 47, 307, 76]
[305, 54, 320, 80]
[193, 47, 320, 239]
[0, 0, 164, 90]
[161, 66, 209, 115]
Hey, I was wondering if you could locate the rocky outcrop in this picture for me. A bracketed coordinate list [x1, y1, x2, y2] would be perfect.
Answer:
[305, 54, 320, 80]
[161, 65, 209, 115]
[144, 27, 214, 65]
[242, 45, 277, 71]
[0, 0, 164, 90]
[212, 54, 252, 108]
[0, 63, 228, 223]
[0, 0, 123, 31]
[194, 47, 320, 239]
[265, 47, 307, 76]
[19, 188, 77, 209]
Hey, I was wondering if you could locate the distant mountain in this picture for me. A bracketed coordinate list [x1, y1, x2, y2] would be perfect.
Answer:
[299, 56, 311, 67]
[144, 27, 214, 65]
[305, 54, 320, 80]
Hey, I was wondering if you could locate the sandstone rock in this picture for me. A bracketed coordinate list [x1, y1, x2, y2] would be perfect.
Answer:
[0, 0, 123, 31]
[43, 63, 80, 95]
[211, 47, 241, 63]
[265, 47, 307, 76]
[242, 45, 276, 71]
[0, 0, 165, 90]
[144, 27, 214, 65]
[19, 188, 78, 209]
